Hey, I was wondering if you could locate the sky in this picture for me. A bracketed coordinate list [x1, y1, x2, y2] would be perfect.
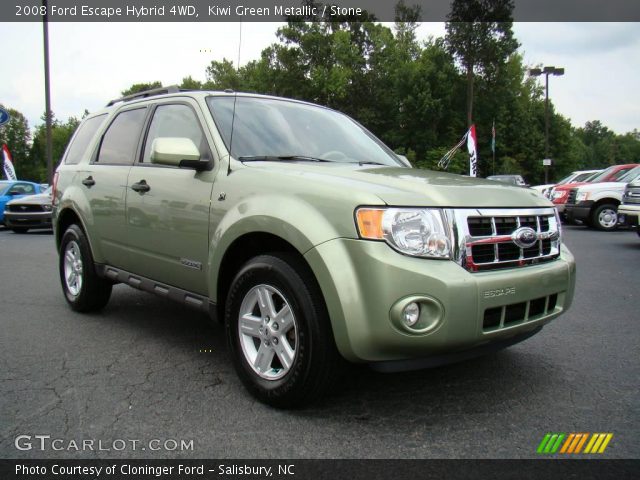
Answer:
[0, 21, 638, 135]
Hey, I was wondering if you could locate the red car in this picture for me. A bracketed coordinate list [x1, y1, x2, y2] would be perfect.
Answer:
[551, 164, 639, 216]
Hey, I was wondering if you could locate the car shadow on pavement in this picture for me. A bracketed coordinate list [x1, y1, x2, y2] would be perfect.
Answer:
[88, 285, 562, 426]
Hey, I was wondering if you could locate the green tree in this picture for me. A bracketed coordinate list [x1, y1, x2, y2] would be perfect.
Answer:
[445, 0, 519, 127]
[120, 81, 163, 96]
[0, 106, 31, 180]
[28, 115, 80, 182]
[180, 76, 203, 90]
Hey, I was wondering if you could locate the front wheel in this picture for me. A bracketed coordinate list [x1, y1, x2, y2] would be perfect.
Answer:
[591, 203, 619, 231]
[59, 224, 112, 312]
[224, 253, 341, 408]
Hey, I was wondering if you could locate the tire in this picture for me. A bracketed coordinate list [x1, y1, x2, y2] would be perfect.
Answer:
[12, 227, 28, 233]
[59, 224, 112, 312]
[224, 253, 341, 408]
[590, 203, 619, 231]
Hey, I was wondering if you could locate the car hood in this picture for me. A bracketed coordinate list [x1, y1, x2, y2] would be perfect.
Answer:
[577, 181, 626, 193]
[6, 193, 51, 206]
[553, 181, 591, 192]
[241, 162, 552, 208]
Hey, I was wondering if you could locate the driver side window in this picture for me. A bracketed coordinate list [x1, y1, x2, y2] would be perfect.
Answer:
[142, 104, 205, 163]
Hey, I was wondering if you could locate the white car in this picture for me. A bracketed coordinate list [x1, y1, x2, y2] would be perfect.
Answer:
[564, 166, 640, 230]
[532, 169, 601, 199]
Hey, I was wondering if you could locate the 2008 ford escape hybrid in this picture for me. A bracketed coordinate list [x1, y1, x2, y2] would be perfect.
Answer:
[53, 87, 576, 407]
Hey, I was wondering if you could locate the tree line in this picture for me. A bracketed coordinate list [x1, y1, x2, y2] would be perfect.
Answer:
[2, 0, 638, 184]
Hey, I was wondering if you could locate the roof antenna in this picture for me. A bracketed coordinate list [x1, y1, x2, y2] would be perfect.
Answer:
[227, 21, 242, 176]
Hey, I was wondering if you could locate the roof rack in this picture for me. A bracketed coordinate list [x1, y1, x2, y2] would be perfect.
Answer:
[106, 85, 191, 107]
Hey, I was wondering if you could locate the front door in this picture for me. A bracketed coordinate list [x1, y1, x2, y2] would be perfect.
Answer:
[125, 101, 216, 295]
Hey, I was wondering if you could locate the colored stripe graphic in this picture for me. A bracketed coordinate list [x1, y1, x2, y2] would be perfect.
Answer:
[538, 433, 613, 454]
[537, 433, 565, 454]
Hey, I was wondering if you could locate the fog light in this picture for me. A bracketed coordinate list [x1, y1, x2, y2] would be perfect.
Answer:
[402, 302, 420, 327]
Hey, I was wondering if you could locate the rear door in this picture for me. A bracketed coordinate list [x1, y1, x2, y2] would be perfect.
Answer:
[124, 99, 216, 295]
[78, 107, 148, 268]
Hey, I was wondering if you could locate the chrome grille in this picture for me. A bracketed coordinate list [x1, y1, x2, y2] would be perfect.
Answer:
[7, 204, 45, 212]
[445, 208, 561, 272]
[623, 186, 640, 205]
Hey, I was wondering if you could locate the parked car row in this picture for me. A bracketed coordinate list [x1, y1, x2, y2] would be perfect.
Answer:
[530, 164, 640, 234]
[0, 180, 53, 233]
[617, 176, 640, 237]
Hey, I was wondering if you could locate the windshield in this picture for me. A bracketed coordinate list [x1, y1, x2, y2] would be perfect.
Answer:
[618, 166, 640, 183]
[590, 165, 635, 183]
[583, 171, 602, 182]
[572, 171, 596, 183]
[556, 174, 573, 184]
[207, 96, 402, 167]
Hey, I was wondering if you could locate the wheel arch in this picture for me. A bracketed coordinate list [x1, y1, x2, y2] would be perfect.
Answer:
[213, 231, 319, 322]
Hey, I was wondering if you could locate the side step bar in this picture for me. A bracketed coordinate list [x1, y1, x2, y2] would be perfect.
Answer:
[95, 264, 217, 319]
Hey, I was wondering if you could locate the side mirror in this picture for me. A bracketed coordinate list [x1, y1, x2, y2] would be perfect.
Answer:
[150, 137, 207, 170]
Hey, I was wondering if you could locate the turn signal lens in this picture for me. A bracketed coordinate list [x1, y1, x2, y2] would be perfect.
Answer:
[356, 208, 384, 239]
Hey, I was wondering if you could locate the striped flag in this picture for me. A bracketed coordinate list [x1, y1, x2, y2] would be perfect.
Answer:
[2, 144, 17, 181]
[467, 124, 478, 177]
[438, 124, 478, 176]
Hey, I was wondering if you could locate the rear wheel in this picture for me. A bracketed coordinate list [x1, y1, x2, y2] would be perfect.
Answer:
[224, 253, 341, 408]
[59, 224, 112, 312]
[591, 203, 618, 231]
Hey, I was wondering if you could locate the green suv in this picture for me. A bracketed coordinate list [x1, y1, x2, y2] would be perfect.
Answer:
[53, 87, 576, 407]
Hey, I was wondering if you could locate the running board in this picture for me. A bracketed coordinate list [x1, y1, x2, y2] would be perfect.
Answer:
[96, 264, 216, 318]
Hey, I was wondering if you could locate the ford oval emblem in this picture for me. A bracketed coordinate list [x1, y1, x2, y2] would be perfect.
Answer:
[0, 107, 10, 127]
[512, 226, 538, 249]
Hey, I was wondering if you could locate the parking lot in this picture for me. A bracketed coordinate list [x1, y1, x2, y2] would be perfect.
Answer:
[0, 225, 638, 459]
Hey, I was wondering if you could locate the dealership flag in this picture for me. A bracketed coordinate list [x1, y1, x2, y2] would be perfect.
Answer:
[2, 144, 17, 181]
[467, 124, 478, 177]
[438, 125, 479, 176]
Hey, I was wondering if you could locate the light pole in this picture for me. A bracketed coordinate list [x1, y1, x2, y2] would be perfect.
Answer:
[529, 66, 564, 184]
[43, 0, 53, 185]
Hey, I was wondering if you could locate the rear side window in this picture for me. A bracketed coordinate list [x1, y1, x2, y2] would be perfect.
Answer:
[97, 108, 146, 165]
[64, 114, 106, 165]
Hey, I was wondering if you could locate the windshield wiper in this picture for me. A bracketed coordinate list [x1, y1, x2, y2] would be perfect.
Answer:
[352, 160, 387, 166]
[238, 155, 331, 163]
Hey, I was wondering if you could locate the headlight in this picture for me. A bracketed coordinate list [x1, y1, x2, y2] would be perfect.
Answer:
[355, 207, 451, 258]
[576, 191, 589, 202]
[552, 191, 565, 199]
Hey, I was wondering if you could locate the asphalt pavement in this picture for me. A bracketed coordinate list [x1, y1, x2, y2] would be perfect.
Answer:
[0, 224, 638, 459]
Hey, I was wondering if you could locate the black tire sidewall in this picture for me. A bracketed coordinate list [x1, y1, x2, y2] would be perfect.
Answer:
[225, 255, 322, 406]
[592, 204, 618, 231]
[59, 224, 111, 311]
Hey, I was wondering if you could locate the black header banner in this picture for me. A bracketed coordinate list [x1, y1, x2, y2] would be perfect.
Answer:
[1, 0, 639, 22]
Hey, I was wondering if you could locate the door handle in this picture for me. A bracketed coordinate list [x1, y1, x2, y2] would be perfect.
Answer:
[81, 176, 95, 187]
[131, 180, 150, 193]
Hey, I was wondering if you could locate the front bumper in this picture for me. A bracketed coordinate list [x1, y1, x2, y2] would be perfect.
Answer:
[618, 204, 640, 228]
[565, 201, 593, 222]
[3, 211, 53, 229]
[305, 238, 576, 363]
